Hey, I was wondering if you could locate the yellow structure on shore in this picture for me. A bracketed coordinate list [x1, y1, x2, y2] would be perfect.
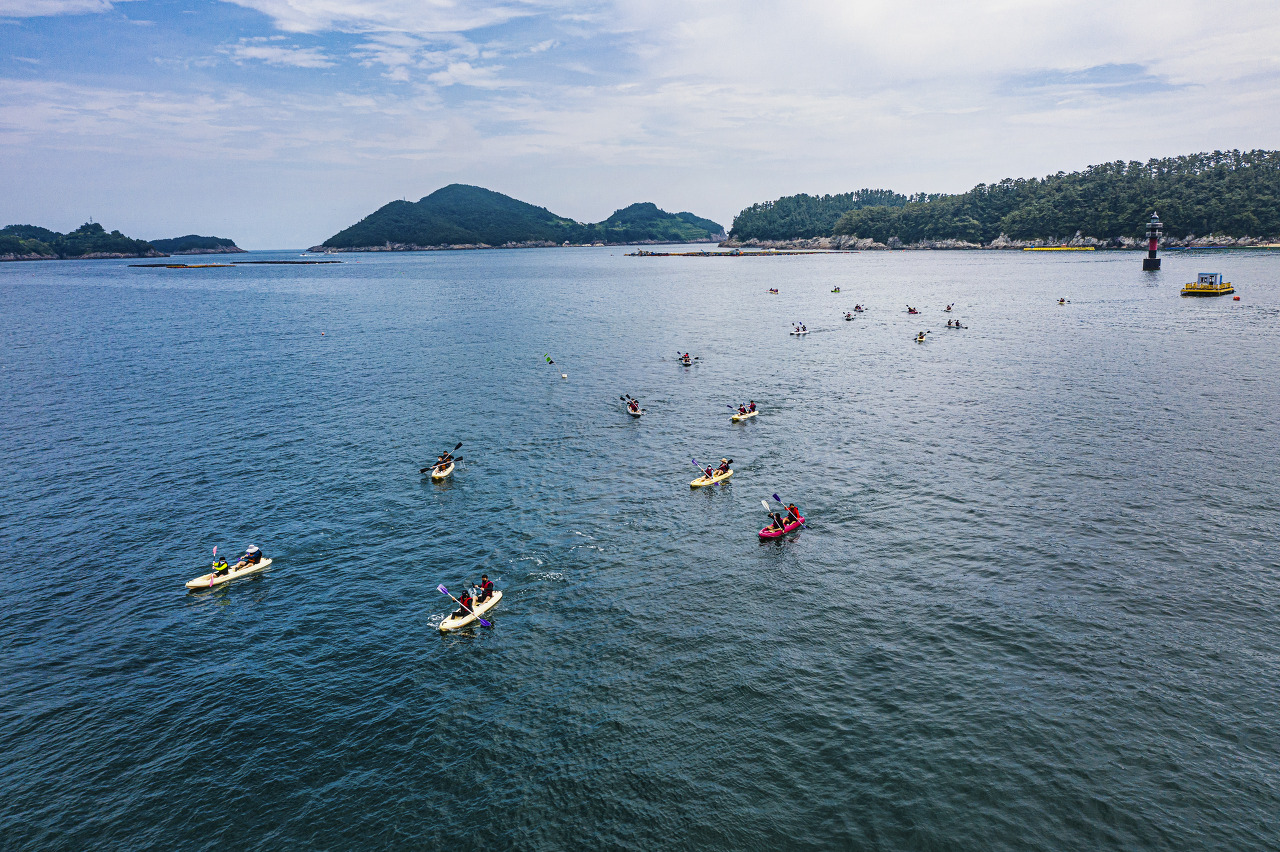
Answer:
[1181, 273, 1235, 297]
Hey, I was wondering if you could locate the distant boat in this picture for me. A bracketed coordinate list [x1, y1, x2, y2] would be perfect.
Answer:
[1181, 272, 1234, 297]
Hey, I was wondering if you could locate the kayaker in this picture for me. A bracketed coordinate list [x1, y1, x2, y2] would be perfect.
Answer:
[945, 303, 953, 312]
[703, 464, 716, 480]
[738, 404, 748, 415]
[716, 458, 731, 475]
[765, 511, 787, 532]
[211, 556, 230, 576]
[628, 399, 640, 413]
[230, 545, 263, 571]
[748, 401, 756, 412]
[452, 588, 475, 618]
[476, 574, 494, 603]
[786, 503, 801, 523]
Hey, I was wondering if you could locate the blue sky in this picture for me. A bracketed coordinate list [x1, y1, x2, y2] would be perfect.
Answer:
[3, 0, 1279, 247]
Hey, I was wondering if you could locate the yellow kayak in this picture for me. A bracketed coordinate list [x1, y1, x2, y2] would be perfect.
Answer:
[430, 461, 454, 480]
[731, 410, 758, 422]
[691, 469, 733, 488]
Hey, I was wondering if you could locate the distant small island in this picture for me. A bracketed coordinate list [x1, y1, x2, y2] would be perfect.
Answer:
[1, 222, 164, 262]
[149, 235, 246, 255]
[311, 184, 725, 252]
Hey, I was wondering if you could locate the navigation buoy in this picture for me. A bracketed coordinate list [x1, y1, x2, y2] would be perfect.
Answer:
[561, 373, 568, 379]
[1233, 296, 1240, 301]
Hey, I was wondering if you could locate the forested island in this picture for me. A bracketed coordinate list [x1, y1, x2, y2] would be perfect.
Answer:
[313, 184, 725, 251]
[1, 222, 164, 261]
[726, 150, 1280, 249]
[149, 235, 245, 254]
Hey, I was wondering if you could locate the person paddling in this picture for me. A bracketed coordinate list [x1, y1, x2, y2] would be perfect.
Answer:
[628, 398, 640, 413]
[716, 458, 731, 475]
[452, 588, 476, 619]
[765, 510, 788, 532]
[230, 545, 263, 571]
[738, 403, 748, 415]
[476, 574, 494, 603]
[786, 503, 801, 524]
[748, 401, 756, 413]
[212, 556, 230, 576]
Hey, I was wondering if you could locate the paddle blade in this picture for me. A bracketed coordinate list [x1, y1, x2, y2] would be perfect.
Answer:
[479, 616, 492, 627]
[772, 493, 782, 504]
[437, 584, 449, 595]
[761, 499, 771, 511]
[454, 442, 463, 450]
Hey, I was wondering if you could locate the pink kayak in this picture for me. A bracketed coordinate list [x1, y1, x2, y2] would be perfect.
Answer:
[759, 515, 805, 538]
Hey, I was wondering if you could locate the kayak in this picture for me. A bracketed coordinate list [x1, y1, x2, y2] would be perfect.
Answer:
[691, 469, 733, 488]
[186, 557, 273, 589]
[680, 360, 692, 367]
[430, 462, 454, 480]
[627, 407, 645, 417]
[439, 590, 503, 631]
[731, 410, 758, 421]
[843, 316, 854, 321]
[759, 516, 804, 538]
[789, 330, 809, 336]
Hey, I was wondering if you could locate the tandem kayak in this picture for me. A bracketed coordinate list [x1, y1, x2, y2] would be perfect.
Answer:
[439, 590, 503, 632]
[186, 558, 273, 589]
[627, 407, 645, 417]
[759, 516, 804, 538]
[430, 462, 454, 480]
[731, 410, 758, 422]
[691, 469, 733, 488]
[789, 331, 809, 336]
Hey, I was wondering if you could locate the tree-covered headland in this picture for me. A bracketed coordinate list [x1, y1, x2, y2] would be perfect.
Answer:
[728, 150, 1280, 246]
[0, 222, 162, 260]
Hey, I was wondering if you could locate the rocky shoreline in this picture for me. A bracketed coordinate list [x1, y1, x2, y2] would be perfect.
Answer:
[308, 236, 723, 253]
[1, 249, 167, 262]
[720, 232, 1280, 251]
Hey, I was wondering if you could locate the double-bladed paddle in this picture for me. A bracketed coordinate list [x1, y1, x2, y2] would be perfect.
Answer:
[438, 584, 491, 627]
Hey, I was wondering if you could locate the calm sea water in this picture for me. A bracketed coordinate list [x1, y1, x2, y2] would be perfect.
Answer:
[1, 246, 1278, 850]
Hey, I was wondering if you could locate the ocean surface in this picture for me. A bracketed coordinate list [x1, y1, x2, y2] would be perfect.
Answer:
[1, 246, 1278, 850]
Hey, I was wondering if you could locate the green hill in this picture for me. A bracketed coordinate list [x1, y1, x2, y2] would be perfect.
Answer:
[728, 189, 927, 241]
[319, 185, 724, 250]
[149, 235, 245, 254]
[831, 150, 1280, 244]
[1, 222, 161, 261]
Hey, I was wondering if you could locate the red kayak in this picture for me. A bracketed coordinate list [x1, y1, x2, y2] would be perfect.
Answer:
[759, 515, 804, 538]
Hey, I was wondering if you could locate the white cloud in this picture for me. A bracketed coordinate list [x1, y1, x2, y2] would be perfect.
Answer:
[224, 40, 334, 68]
[0, 0, 128, 15]
[427, 61, 508, 87]
[217, 0, 578, 35]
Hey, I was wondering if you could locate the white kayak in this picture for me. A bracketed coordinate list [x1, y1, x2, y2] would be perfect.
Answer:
[627, 407, 645, 417]
[731, 410, 758, 421]
[430, 461, 454, 480]
[439, 590, 503, 631]
[789, 330, 809, 336]
[186, 558, 273, 589]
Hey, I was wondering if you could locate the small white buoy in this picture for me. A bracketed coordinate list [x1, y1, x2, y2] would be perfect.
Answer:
[561, 373, 568, 379]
